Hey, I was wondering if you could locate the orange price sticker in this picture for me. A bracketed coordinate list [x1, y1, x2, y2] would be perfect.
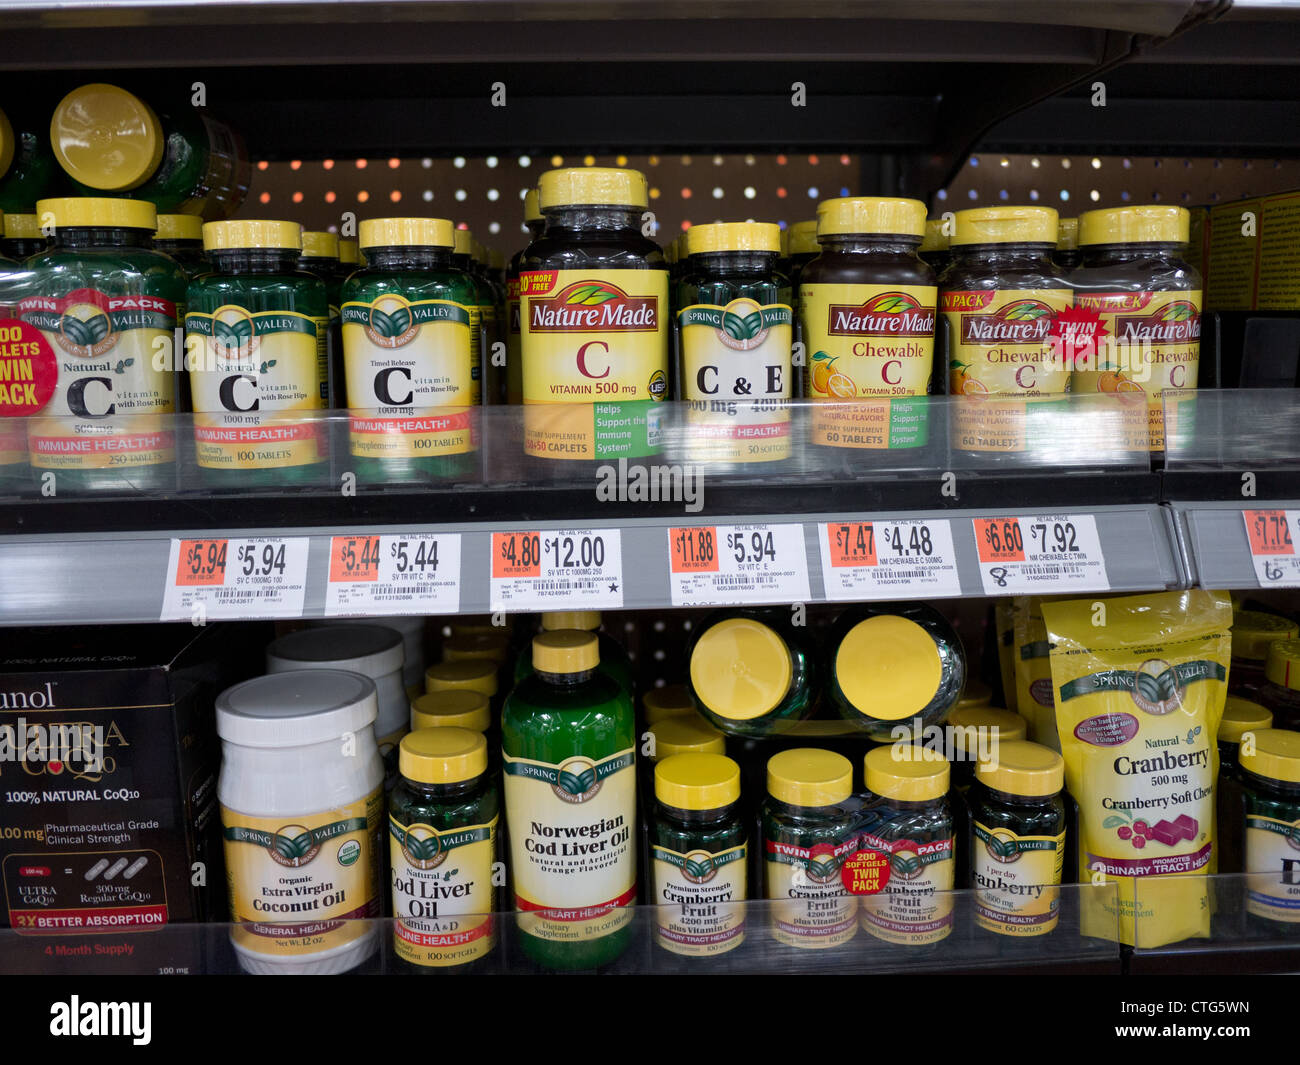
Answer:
[974, 517, 1027, 564]
[493, 531, 541, 579]
[841, 849, 891, 896]
[826, 522, 877, 568]
[175, 538, 229, 586]
[329, 535, 381, 583]
[669, 526, 720, 573]
[1244, 509, 1295, 556]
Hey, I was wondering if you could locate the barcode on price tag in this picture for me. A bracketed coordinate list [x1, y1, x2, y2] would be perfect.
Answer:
[667, 523, 810, 606]
[160, 536, 310, 620]
[972, 514, 1109, 595]
[817, 519, 962, 600]
[489, 528, 623, 611]
[1243, 509, 1300, 587]
[325, 533, 461, 615]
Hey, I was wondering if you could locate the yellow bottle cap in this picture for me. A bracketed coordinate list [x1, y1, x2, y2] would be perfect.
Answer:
[686, 221, 781, 255]
[788, 219, 819, 255]
[453, 227, 473, 256]
[642, 683, 696, 724]
[690, 617, 792, 721]
[816, 196, 927, 238]
[865, 745, 950, 802]
[1232, 609, 1299, 662]
[472, 238, 487, 263]
[338, 238, 359, 265]
[524, 187, 542, 223]
[1264, 638, 1300, 692]
[955, 678, 992, 710]
[202, 219, 301, 252]
[780, 227, 790, 258]
[541, 610, 601, 632]
[410, 690, 491, 733]
[920, 218, 949, 253]
[533, 630, 599, 674]
[664, 237, 677, 265]
[299, 230, 339, 259]
[490, 248, 504, 270]
[951, 206, 1058, 246]
[5, 213, 42, 241]
[0, 108, 13, 179]
[399, 726, 487, 784]
[424, 659, 499, 698]
[359, 216, 454, 250]
[655, 753, 741, 810]
[36, 196, 156, 232]
[974, 740, 1064, 797]
[1239, 728, 1300, 785]
[441, 632, 510, 666]
[154, 213, 203, 242]
[1219, 696, 1273, 744]
[767, 748, 852, 807]
[648, 716, 726, 760]
[947, 705, 1028, 742]
[1057, 217, 1078, 250]
[537, 167, 648, 210]
[1078, 205, 1188, 246]
[835, 615, 942, 722]
[51, 83, 164, 192]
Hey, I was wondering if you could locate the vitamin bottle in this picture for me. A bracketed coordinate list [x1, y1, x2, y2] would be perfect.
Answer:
[676, 221, 794, 468]
[1257, 637, 1300, 731]
[643, 683, 697, 725]
[451, 227, 495, 400]
[51, 83, 249, 219]
[0, 222, 24, 482]
[859, 746, 955, 947]
[1054, 217, 1080, 270]
[761, 748, 858, 949]
[502, 631, 637, 970]
[646, 716, 726, 762]
[313, 613, 427, 699]
[342, 217, 481, 482]
[442, 631, 511, 668]
[513, 610, 633, 692]
[968, 740, 1066, 939]
[1071, 206, 1201, 453]
[20, 197, 186, 492]
[918, 218, 950, 274]
[339, 239, 360, 274]
[216, 670, 384, 975]
[651, 753, 748, 958]
[1230, 609, 1298, 697]
[799, 196, 935, 451]
[425, 659, 501, 720]
[297, 230, 344, 406]
[786, 219, 819, 295]
[1217, 695, 1273, 874]
[0, 212, 49, 260]
[0, 105, 58, 213]
[411, 689, 491, 734]
[185, 219, 328, 484]
[946, 704, 1028, 792]
[390, 727, 499, 970]
[1240, 729, 1300, 929]
[153, 213, 208, 279]
[505, 188, 545, 404]
[520, 167, 668, 464]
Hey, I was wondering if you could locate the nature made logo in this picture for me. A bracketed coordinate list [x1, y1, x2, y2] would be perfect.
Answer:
[984, 827, 1023, 864]
[1112, 300, 1200, 343]
[553, 757, 602, 804]
[681, 850, 718, 884]
[804, 842, 842, 884]
[957, 298, 1057, 345]
[826, 290, 935, 338]
[362, 295, 420, 348]
[398, 823, 446, 870]
[527, 279, 658, 332]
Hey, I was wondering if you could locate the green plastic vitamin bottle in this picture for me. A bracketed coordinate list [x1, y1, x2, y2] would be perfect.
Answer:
[505, 189, 545, 404]
[185, 219, 329, 485]
[341, 217, 481, 483]
[1240, 729, 1300, 930]
[451, 227, 496, 402]
[298, 230, 345, 407]
[513, 611, 633, 692]
[502, 631, 637, 970]
[153, 213, 208, 279]
[0, 213, 49, 260]
[0, 105, 58, 213]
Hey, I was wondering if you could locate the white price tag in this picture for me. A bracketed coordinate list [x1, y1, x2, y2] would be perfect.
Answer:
[324, 533, 461, 615]
[667, 523, 810, 607]
[1242, 509, 1300, 587]
[973, 514, 1110, 595]
[818, 519, 962, 600]
[490, 528, 623, 611]
[161, 536, 310, 620]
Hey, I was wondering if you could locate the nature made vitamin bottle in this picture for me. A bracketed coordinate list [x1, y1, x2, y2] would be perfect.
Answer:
[513, 610, 633, 691]
[0, 212, 49, 260]
[1071, 206, 1201, 452]
[20, 196, 186, 492]
[969, 740, 1066, 939]
[152, 213, 208, 279]
[800, 196, 935, 451]
[217, 670, 384, 975]
[677, 221, 793, 468]
[1230, 609, 1299, 697]
[859, 746, 955, 947]
[50, 83, 250, 219]
[505, 188, 545, 404]
[185, 219, 328, 484]
[651, 753, 748, 958]
[1054, 217, 1080, 270]
[520, 167, 668, 464]
[762, 748, 858, 949]
[298, 230, 344, 406]
[502, 631, 637, 970]
[1240, 729, 1300, 928]
[0, 105, 58, 213]
[1217, 696, 1273, 874]
[918, 218, 950, 274]
[1257, 637, 1300, 731]
[941, 206, 1071, 454]
[342, 217, 480, 482]
[390, 727, 499, 970]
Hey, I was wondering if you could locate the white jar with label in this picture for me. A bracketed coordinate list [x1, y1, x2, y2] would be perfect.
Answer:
[312, 615, 427, 698]
[217, 669, 384, 975]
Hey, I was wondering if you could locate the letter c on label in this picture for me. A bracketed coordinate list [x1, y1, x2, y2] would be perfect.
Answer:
[374, 366, 413, 405]
[219, 373, 259, 412]
[576, 340, 611, 379]
[1169, 363, 1186, 388]
[1015, 364, 1036, 389]
[882, 360, 901, 385]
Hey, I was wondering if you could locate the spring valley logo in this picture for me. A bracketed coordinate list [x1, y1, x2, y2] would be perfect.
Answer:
[684, 298, 792, 352]
[826, 290, 935, 338]
[57, 303, 117, 358]
[553, 757, 602, 804]
[527, 279, 659, 332]
[805, 842, 843, 884]
[681, 850, 718, 884]
[361, 295, 419, 348]
[397, 823, 446, 870]
[264, 824, 322, 868]
[958, 298, 1057, 345]
[1058, 658, 1225, 716]
[224, 815, 370, 868]
[208, 306, 260, 361]
[1130, 659, 1185, 715]
[889, 845, 925, 881]
[984, 828, 1022, 864]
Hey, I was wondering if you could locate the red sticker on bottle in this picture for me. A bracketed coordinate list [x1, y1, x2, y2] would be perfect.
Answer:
[0, 318, 57, 416]
[841, 849, 891, 895]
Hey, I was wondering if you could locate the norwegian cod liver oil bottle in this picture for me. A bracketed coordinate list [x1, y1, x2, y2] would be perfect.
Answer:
[185, 219, 329, 485]
[502, 631, 637, 970]
[505, 188, 545, 404]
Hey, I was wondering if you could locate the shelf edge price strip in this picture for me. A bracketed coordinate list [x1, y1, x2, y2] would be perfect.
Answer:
[1242, 508, 1300, 587]
[324, 533, 462, 616]
[489, 528, 623, 612]
[161, 536, 310, 620]
[817, 519, 962, 600]
[972, 514, 1110, 595]
[667, 522, 810, 607]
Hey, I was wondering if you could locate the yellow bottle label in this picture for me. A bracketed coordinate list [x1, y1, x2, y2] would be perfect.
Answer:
[971, 823, 1066, 936]
[342, 295, 479, 459]
[859, 832, 955, 945]
[765, 837, 858, 949]
[1245, 814, 1300, 923]
[390, 814, 497, 967]
[651, 841, 747, 956]
[520, 269, 669, 460]
[506, 276, 523, 403]
[19, 290, 177, 469]
[221, 788, 383, 959]
[186, 306, 328, 469]
[502, 748, 637, 943]
[680, 299, 792, 463]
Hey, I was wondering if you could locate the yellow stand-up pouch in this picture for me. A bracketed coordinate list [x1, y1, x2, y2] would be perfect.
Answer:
[1014, 597, 1059, 752]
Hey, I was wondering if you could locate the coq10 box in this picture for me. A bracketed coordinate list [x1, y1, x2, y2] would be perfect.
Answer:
[0, 623, 267, 974]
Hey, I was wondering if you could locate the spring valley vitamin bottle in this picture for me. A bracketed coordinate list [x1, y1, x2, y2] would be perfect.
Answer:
[786, 219, 819, 296]
[520, 167, 668, 464]
[677, 221, 793, 467]
[646, 716, 726, 762]
[0, 105, 58, 213]
[1240, 729, 1300, 928]
[502, 631, 637, 969]
[1054, 217, 1080, 270]
[153, 213, 208, 279]
[946, 704, 1028, 792]
[390, 727, 499, 970]
[217, 670, 384, 975]
[341, 217, 480, 481]
[1071, 206, 1201, 452]
[297, 230, 344, 406]
[1217, 696, 1273, 874]
[426, 659, 501, 721]
[0, 212, 49, 259]
[1231, 610, 1299, 697]
[919, 218, 949, 273]
[339, 239, 359, 272]
[860, 746, 955, 946]
[969, 740, 1066, 938]
[1257, 638, 1300, 731]
[21, 196, 185, 491]
[505, 189, 545, 404]
[652, 753, 748, 958]
[513, 610, 633, 691]
[451, 227, 495, 398]
[762, 748, 858, 949]
[411, 689, 491, 733]
[800, 197, 935, 450]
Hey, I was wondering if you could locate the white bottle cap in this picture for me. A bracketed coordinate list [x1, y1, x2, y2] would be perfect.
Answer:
[216, 670, 378, 748]
[266, 624, 404, 679]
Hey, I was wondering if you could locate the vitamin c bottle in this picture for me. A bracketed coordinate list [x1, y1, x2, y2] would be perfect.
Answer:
[153, 213, 208, 279]
[505, 188, 545, 403]
[918, 218, 950, 274]
[1240, 729, 1300, 928]
[1055, 217, 1081, 270]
